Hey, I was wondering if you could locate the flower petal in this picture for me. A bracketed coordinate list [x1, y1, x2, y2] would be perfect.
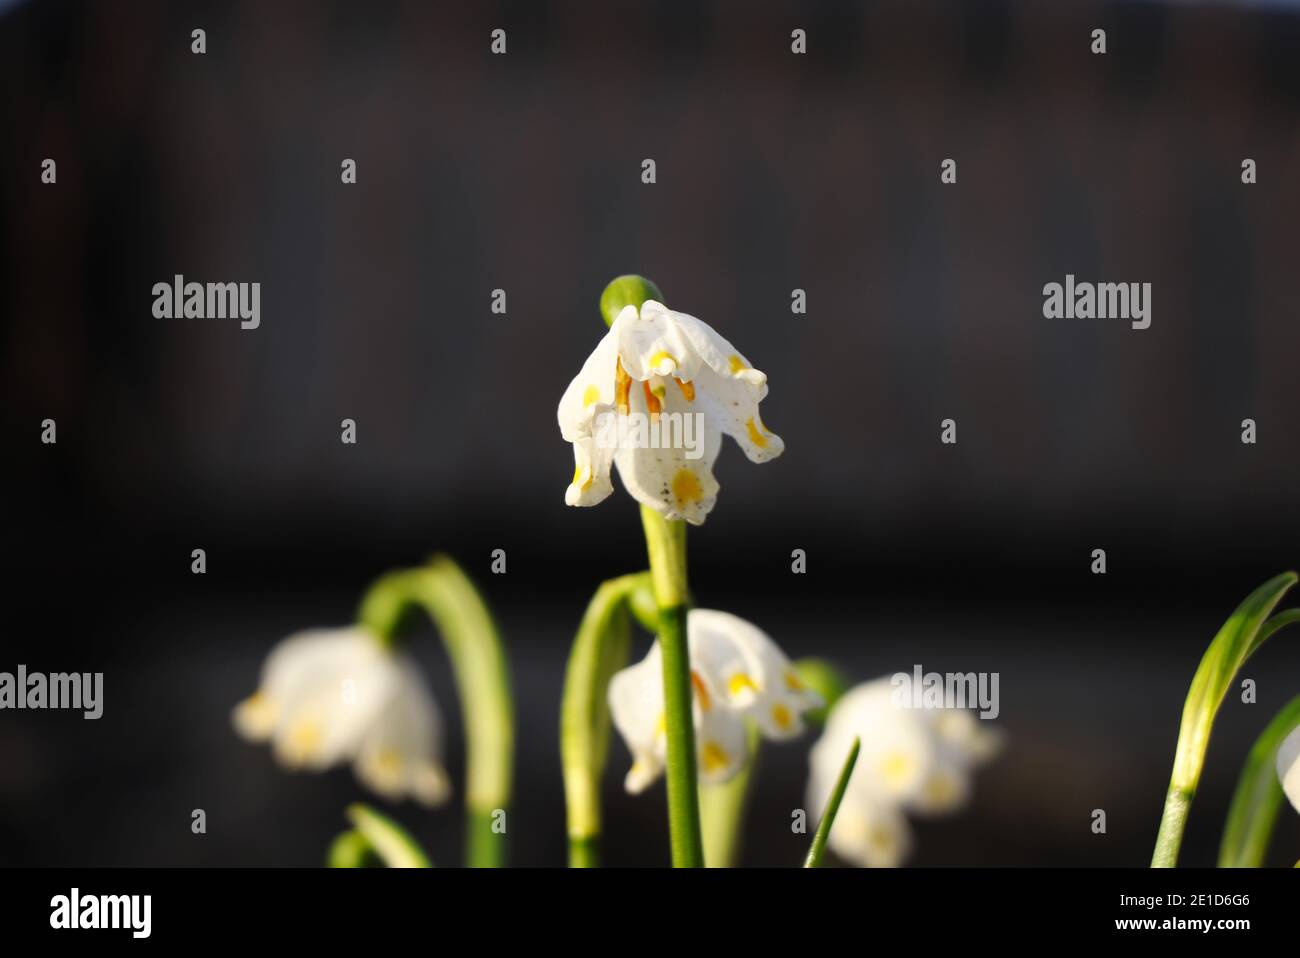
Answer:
[1277, 723, 1300, 813]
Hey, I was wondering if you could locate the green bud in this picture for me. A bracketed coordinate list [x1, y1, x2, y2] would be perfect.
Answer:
[793, 657, 849, 724]
[599, 275, 665, 328]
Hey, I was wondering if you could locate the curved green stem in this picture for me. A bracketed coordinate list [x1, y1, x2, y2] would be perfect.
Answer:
[805, 737, 860, 868]
[560, 571, 651, 866]
[335, 803, 432, 868]
[1151, 572, 1297, 867]
[358, 554, 514, 868]
[1218, 692, 1300, 867]
[640, 504, 703, 868]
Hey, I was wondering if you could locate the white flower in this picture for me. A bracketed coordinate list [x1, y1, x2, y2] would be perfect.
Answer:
[557, 300, 783, 525]
[806, 677, 1000, 867]
[233, 626, 451, 807]
[608, 609, 820, 792]
[1277, 723, 1300, 813]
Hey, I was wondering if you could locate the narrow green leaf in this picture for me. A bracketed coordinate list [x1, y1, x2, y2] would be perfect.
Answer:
[344, 804, 432, 868]
[1151, 572, 1297, 867]
[357, 554, 514, 867]
[1218, 693, 1300, 867]
[805, 736, 860, 868]
[560, 572, 649, 866]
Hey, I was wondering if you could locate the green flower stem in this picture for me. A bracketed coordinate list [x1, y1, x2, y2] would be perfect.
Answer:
[640, 504, 703, 868]
[338, 803, 432, 868]
[358, 554, 514, 868]
[560, 571, 651, 867]
[1218, 692, 1300, 867]
[1151, 572, 1297, 867]
[700, 727, 760, 868]
[805, 737, 860, 868]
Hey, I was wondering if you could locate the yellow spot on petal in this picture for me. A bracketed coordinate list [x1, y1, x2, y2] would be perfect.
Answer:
[582, 384, 601, 407]
[700, 741, 729, 773]
[649, 350, 677, 373]
[868, 825, 897, 856]
[784, 670, 805, 692]
[654, 713, 666, 737]
[728, 354, 748, 374]
[571, 464, 592, 491]
[771, 703, 793, 731]
[674, 378, 695, 401]
[745, 416, 769, 449]
[671, 468, 703, 506]
[285, 720, 323, 762]
[728, 673, 758, 697]
[690, 671, 711, 712]
[880, 751, 914, 786]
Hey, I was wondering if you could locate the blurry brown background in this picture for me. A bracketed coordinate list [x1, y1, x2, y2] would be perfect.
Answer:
[3, 0, 1300, 866]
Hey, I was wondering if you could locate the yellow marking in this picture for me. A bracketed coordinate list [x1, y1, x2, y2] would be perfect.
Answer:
[690, 671, 711, 712]
[615, 358, 632, 415]
[582, 384, 601, 407]
[286, 720, 323, 761]
[728, 354, 748, 374]
[671, 468, 703, 506]
[571, 464, 592, 491]
[648, 350, 677, 372]
[642, 380, 661, 417]
[784, 670, 805, 692]
[674, 378, 695, 401]
[700, 741, 729, 773]
[880, 752, 914, 786]
[869, 825, 897, 855]
[728, 673, 758, 697]
[745, 417, 769, 449]
[771, 703, 793, 731]
[654, 713, 666, 737]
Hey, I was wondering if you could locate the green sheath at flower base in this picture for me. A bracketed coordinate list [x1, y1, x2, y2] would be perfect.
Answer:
[805, 737, 860, 868]
[793, 658, 849, 725]
[342, 803, 432, 868]
[700, 724, 760, 868]
[600, 275, 664, 328]
[640, 503, 704, 868]
[560, 571, 650, 867]
[358, 554, 514, 868]
[1150, 572, 1298, 868]
[1218, 692, 1300, 868]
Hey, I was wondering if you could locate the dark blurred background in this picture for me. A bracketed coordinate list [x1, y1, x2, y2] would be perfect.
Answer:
[4, 0, 1300, 867]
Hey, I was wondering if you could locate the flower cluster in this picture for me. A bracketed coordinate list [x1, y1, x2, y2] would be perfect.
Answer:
[807, 677, 1000, 867]
[233, 627, 451, 807]
[558, 300, 783, 525]
[609, 609, 821, 790]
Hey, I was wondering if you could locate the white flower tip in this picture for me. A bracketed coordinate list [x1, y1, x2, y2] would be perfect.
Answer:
[624, 758, 659, 794]
[232, 692, 276, 742]
[1278, 725, 1300, 813]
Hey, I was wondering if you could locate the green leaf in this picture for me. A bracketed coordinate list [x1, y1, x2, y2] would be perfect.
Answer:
[559, 572, 649, 866]
[357, 554, 514, 867]
[1151, 572, 1297, 867]
[804, 736, 860, 868]
[344, 804, 432, 868]
[1218, 692, 1300, 867]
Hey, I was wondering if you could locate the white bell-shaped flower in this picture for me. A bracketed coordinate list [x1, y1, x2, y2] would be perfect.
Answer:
[608, 609, 820, 792]
[1277, 722, 1300, 813]
[558, 300, 783, 525]
[233, 627, 450, 807]
[807, 677, 999, 866]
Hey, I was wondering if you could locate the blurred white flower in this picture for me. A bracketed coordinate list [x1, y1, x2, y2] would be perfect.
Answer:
[233, 627, 450, 807]
[807, 677, 1000, 867]
[557, 300, 783, 524]
[1277, 722, 1300, 813]
[609, 609, 820, 792]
